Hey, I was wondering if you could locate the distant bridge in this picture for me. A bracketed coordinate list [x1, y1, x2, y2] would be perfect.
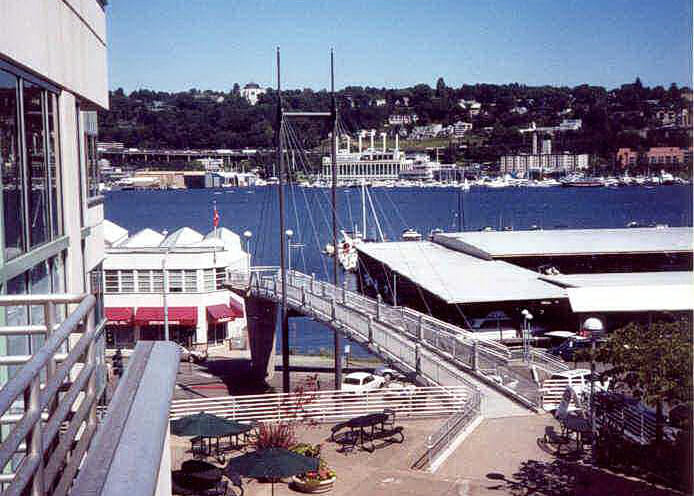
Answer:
[229, 268, 568, 418]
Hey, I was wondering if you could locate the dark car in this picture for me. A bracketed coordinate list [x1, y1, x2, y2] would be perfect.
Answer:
[549, 337, 602, 362]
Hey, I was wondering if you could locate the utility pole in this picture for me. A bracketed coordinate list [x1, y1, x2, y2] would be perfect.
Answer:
[331, 48, 343, 389]
[276, 47, 290, 393]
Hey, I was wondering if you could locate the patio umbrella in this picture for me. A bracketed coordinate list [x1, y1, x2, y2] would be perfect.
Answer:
[171, 412, 241, 438]
[224, 447, 319, 496]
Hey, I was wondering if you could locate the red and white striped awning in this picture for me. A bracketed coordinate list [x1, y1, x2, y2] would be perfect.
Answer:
[134, 307, 197, 326]
[105, 307, 133, 326]
[207, 304, 237, 323]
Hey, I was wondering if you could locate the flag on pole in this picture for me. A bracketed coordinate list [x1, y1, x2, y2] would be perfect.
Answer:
[213, 201, 220, 228]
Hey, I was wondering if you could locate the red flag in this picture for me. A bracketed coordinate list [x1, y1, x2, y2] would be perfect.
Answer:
[213, 203, 219, 228]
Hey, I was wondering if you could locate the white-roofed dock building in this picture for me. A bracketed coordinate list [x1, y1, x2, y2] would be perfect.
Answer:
[102, 220, 250, 350]
[356, 227, 693, 336]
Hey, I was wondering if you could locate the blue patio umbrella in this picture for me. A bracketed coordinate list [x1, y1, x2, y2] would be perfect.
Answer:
[224, 448, 319, 496]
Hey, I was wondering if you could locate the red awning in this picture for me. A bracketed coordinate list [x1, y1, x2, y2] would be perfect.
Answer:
[105, 307, 133, 326]
[134, 307, 197, 327]
[207, 304, 237, 324]
[229, 298, 245, 318]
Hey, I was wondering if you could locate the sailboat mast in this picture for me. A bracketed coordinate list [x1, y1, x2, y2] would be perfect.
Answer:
[330, 48, 343, 389]
[276, 47, 290, 393]
[361, 180, 367, 238]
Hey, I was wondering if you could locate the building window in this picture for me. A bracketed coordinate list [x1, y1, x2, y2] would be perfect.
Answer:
[104, 270, 119, 293]
[47, 93, 62, 238]
[168, 270, 183, 293]
[184, 270, 197, 292]
[90, 264, 104, 324]
[203, 269, 215, 292]
[207, 322, 227, 345]
[119, 270, 134, 293]
[0, 69, 24, 261]
[82, 111, 99, 198]
[215, 267, 226, 290]
[152, 270, 163, 292]
[23, 81, 49, 248]
[137, 270, 152, 292]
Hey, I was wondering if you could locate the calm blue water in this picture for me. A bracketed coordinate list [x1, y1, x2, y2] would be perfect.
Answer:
[105, 185, 692, 357]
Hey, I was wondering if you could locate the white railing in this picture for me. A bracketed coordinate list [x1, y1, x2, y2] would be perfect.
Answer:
[415, 387, 482, 471]
[238, 269, 555, 408]
[0, 294, 103, 496]
[539, 382, 660, 446]
[170, 386, 472, 423]
[528, 348, 569, 373]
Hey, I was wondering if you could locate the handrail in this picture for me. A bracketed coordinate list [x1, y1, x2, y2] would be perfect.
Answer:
[415, 387, 482, 471]
[0, 293, 102, 496]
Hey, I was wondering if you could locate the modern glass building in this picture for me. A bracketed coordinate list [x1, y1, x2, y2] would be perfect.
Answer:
[0, 0, 108, 382]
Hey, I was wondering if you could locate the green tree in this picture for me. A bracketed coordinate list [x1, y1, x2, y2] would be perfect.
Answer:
[597, 319, 693, 445]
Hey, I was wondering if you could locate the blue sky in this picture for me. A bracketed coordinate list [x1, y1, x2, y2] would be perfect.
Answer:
[107, 0, 692, 92]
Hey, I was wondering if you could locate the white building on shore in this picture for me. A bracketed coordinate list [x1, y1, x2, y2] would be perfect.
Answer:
[322, 130, 412, 181]
[500, 152, 590, 176]
[103, 221, 249, 350]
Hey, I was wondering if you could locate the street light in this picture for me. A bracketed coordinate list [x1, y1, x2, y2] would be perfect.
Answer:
[521, 309, 533, 361]
[285, 229, 293, 273]
[583, 316, 604, 464]
[161, 230, 170, 343]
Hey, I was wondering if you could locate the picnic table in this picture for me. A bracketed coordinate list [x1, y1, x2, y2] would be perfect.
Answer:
[192, 422, 255, 458]
[338, 412, 403, 452]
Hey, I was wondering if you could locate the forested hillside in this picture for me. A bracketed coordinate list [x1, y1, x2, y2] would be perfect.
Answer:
[98, 79, 691, 160]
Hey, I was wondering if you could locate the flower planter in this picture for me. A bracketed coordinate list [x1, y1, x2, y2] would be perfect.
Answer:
[290, 475, 336, 493]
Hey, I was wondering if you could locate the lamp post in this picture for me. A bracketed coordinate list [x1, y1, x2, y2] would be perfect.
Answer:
[583, 316, 604, 464]
[161, 230, 170, 343]
[521, 309, 533, 362]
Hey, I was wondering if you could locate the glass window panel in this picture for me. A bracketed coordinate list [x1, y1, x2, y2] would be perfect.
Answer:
[137, 270, 151, 292]
[184, 270, 197, 292]
[203, 269, 215, 292]
[152, 270, 163, 292]
[23, 81, 49, 247]
[50, 252, 67, 326]
[119, 270, 134, 293]
[29, 260, 50, 328]
[90, 264, 104, 323]
[0, 69, 24, 260]
[169, 270, 183, 293]
[4, 273, 29, 382]
[104, 270, 119, 293]
[215, 267, 225, 290]
[47, 93, 62, 237]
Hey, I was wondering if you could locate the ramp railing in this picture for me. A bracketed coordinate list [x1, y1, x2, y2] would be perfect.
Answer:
[0, 294, 103, 496]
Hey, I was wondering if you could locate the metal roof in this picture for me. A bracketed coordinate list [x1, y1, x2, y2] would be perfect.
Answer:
[567, 285, 694, 312]
[433, 227, 693, 259]
[541, 271, 693, 288]
[357, 241, 567, 305]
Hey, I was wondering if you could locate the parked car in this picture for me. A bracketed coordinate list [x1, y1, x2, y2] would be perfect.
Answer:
[549, 336, 603, 362]
[466, 311, 519, 340]
[374, 366, 402, 382]
[174, 343, 208, 364]
[341, 372, 385, 393]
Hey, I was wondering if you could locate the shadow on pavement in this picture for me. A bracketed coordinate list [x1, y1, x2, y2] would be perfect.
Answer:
[485, 459, 679, 496]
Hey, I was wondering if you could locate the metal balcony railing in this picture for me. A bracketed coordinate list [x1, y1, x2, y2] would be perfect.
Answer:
[0, 293, 104, 496]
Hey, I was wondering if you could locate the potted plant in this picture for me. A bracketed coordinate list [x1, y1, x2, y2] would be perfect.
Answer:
[290, 444, 336, 493]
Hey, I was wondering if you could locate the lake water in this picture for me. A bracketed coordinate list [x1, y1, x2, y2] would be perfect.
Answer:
[105, 184, 692, 357]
